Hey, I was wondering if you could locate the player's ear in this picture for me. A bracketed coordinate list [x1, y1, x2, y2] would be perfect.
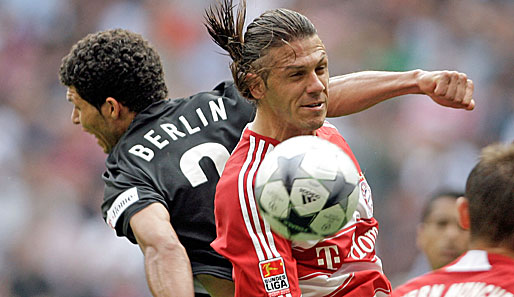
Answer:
[102, 97, 122, 120]
[248, 73, 265, 100]
[456, 196, 471, 230]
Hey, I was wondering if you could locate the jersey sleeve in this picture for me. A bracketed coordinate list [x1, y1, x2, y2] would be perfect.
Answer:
[101, 154, 168, 244]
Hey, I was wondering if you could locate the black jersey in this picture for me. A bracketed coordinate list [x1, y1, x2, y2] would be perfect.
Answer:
[101, 81, 254, 280]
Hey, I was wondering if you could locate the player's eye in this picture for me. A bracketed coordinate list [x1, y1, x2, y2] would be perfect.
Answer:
[316, 65, 327, 74]
[435, 220, 449, 228]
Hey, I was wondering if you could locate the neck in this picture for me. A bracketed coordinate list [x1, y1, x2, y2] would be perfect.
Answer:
[108, 110, 137, 151]
[251, 109, 316, 142]
[470, 240, 514, 259]
[119, 111, 137, 131]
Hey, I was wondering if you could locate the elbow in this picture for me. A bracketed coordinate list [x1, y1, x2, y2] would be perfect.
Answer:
[143, 236, 186, 259]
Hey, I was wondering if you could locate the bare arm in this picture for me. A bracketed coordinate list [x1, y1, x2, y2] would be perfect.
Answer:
[327, 69, 475, 117]
[131, 203, 194, 297]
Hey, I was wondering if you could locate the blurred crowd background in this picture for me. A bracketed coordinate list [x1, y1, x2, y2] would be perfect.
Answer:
[0, 0, 512, 296]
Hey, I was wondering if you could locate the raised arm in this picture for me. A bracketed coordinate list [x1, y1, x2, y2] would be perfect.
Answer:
[131, 203, 194, 297]
[327, 69, 475, 117]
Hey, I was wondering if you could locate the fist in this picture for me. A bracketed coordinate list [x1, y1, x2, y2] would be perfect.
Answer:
[418, 70, 475, 110]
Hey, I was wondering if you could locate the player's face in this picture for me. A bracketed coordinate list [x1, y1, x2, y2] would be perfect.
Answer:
[67, 87, 117, 153]
[256, 35, 329, 139]
[417, 196, 470, 270]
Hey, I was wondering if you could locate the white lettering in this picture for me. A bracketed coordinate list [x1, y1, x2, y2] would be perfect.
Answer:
[358, 234, 375, 253]
[316, 245, 340, 270]
[469, 282, 487, 296]
[490, 286, 508, 297]
[210, 97, 227, 121]
[349, 227, 378, 260]
[106, 187, 139, 230]
[461, 282, 480, 296]
[129, 145, 154, 161]
[160, 123, 186, 140]
[445, 283, 463, 297]
[367, 226, 379, 240]
[476, 284, 496, 297]
[429, 285, 445, 297]
[444, 283, 514, 297]
[418, 285, 431, 297]
[196, 108, 209, 126]
[180, 143, 230, 187]
[349, 232, 366, 260]
[179, 116, 200, 134]
[403, 285, 445, 297]
[130, 99, 231, 161]
[144, 130, 169, 149]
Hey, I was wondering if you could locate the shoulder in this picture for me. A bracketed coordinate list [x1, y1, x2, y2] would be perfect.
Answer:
[136, 81, 253, 121]
[217, 127, 269, 185]
[393, 251, 514, 296]
[193, 81, 251, 105]
[317, 121, 360, 168]
[317, 121, 348, 145]
[219, 130, 251, 174]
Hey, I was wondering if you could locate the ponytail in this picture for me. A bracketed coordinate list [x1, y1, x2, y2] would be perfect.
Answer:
[205, 0, 246, 63]
[204, 0, 317, 100]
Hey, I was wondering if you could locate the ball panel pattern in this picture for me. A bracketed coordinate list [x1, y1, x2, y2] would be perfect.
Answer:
[255, 136, 360, 241]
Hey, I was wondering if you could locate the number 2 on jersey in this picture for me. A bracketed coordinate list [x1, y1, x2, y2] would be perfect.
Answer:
[179, 142, 230, 187]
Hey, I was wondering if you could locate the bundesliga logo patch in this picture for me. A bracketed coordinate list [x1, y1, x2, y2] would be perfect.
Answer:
[259, 258, 291, 296]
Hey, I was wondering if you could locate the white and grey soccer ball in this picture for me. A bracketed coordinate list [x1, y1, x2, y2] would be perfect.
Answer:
[255, 135, 360, 241]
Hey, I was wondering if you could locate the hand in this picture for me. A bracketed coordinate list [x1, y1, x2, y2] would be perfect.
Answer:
[417, 70, 475, 110]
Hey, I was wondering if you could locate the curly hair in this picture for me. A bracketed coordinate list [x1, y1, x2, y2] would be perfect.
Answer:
[205, 0, 317, 101]
[59, 29, 168, 112]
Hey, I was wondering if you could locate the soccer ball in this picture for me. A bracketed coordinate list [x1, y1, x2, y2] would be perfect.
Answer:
[255, 135, 360, 241]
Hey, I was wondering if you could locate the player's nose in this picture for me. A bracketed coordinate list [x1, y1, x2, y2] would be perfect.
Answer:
[306, 71, 325, 95]
[71, 107, 80, 125]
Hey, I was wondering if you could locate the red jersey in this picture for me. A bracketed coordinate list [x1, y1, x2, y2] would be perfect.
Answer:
[392, 250, 514, 297]
[212, 122, 391, 297]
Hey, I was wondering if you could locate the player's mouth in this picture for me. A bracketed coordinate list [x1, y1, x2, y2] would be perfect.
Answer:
[440, 248, 460, 259]
[301, 101, 324, 109]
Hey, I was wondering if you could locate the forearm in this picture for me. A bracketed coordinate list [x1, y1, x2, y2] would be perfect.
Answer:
[144, 243, 194, 297]
[131, 203, 195, 297]
[327, 69, 422, 117]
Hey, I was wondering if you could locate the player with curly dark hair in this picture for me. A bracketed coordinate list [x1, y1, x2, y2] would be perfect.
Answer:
[59, 26, 475, 297]
[60, 29, 167, 113]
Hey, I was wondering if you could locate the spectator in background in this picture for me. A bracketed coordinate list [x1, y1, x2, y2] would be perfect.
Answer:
[392, 142, 514, 297]
[417, 191, 470, 271]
